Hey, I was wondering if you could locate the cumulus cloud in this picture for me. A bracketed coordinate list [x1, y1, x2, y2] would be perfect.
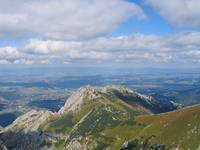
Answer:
[21, 32, 200, 65]
[24, 39, 82, 55]
[1, 32, 200, 66]
[145, 0, 200, 28]
[0, 0, 146, 40]
[13, 59, 34, 65]
[0, 59, 11, 64]
[1, 0, 200, 68]
[0, 46, 21, 60]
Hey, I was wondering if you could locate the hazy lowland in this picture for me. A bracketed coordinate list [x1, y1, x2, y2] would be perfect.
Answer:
[0, 66, 200, 150]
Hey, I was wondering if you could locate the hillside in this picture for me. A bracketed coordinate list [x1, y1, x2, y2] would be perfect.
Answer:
[0, 85, 196, 150]
[134, 104, 200, 150]
[40, 85, 168, 149]
[105, 104, 200, 150]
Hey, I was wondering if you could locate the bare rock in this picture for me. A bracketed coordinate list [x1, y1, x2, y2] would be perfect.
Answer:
[59, 85, 101, 114]
[5, 110, 52, 133]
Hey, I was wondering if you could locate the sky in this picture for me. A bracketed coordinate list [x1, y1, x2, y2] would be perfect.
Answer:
[0, 0, 200, 68]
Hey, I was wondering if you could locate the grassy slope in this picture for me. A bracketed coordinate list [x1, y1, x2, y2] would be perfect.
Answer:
[40, 91, 200, 150]
[135, 104, 200, 149]
[40, 94, 151, 149]
[105, 105, 200, 150]
[104, 104, 200, 149]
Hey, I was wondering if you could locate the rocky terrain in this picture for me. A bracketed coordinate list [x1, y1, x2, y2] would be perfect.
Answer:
[0, 85, 199, 150]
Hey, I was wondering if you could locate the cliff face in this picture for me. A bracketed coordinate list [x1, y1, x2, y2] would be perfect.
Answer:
[59, 85, 101, 114]
[4, 110, 52, 133]
[0, 85, 182, 150]
[0, 110, 53, 150]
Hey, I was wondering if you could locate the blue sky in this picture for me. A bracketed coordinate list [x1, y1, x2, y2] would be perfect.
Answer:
[114, 0, 200, 37]
[112, 0, 175, 36]
[0, 0, 192, 46]
[0, 0, 200, 68]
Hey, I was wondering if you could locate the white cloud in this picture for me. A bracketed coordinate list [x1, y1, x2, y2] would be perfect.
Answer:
[24, 39, 82, 55]
[68, 51, 110, 60]
[1, 0, 200, 67]
[63, 61, 71, 65]
[0, 46, 21, 60]
[1, 32, 200, 66]
[145, 0, 200, 28]
[13, 59, 34, 65]
[22, 32, 200, 65]
[39, 60, 51, 64]
[0, 59, 11, 64]
[0, 0, 146, 40]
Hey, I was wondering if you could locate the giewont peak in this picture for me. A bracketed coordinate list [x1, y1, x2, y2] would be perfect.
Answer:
[59, 85, 101, 114]
[58, 85, 140, 114]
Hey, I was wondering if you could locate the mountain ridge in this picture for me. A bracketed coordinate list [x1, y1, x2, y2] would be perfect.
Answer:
[1, 85, 195, 150]
[59, 85, 180, 115]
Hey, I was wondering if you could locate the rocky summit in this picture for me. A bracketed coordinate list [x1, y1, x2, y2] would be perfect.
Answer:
[59, 85, 102, 114]
[0, 85, 199, 150]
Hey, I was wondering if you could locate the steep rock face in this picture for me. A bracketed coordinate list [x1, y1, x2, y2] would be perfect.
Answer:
[4, 110, 52, 132]
[0, 110, 53, 150]
[59, 85, 101, 114]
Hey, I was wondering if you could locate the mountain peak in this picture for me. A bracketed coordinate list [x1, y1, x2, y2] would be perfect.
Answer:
[59, 85, 138, 114]
[0, 85, 187, 150]
[58, 85, 178, 114]
[59, 85, 101, 114]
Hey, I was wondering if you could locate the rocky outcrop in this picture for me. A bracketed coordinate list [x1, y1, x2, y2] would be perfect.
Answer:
[4, 110, 52, 132]
[59, 85, 179, 115]
[0, 110, 53, 150]
[59, 85, 144, 114]
[59, 85, 101, 114]
[65, 138, 83, 150]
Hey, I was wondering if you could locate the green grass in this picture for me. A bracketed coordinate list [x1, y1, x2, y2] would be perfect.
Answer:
[103, 124, 144, 149]
[55, 139, 65, 150]
[135, 105, 200, 149]
[40, 114, 75, 133]
[40, 90, 200, 150]
[62, 96, 146, 148]
[70, 103, 135, 138]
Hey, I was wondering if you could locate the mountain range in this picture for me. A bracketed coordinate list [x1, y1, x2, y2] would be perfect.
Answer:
[0, 85, 199, 150]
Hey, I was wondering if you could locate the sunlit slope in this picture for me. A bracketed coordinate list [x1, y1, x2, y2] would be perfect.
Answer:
[1, 85, 184, 150]
[39, 86, 180, 149]
[104, 104, 200, 150]
[135, 104, 200, 149]
[40, 87, 152, 149]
